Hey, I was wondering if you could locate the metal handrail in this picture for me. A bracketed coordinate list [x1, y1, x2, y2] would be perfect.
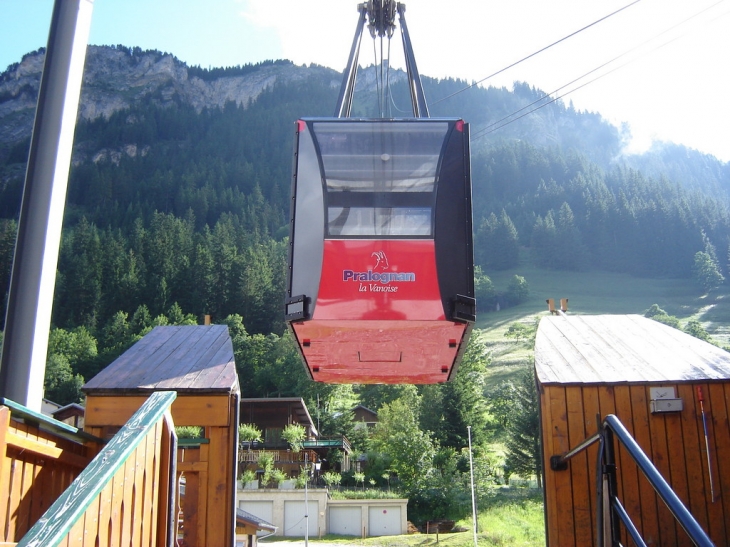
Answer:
[551, 413, 715, 547]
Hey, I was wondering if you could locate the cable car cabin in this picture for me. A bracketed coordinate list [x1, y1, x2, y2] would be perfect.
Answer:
[285, 118, 475, 384]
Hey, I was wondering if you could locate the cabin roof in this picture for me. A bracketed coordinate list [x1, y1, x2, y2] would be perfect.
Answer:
[535, 314, 730, 385]
[83, 325, 239, 394]
[51, 403, 85, 420]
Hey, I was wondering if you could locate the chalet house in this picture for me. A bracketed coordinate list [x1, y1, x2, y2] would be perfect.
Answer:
[353, 404, 378, 428]
[239, 398, 352, 478]
[51, 402, 85, 428]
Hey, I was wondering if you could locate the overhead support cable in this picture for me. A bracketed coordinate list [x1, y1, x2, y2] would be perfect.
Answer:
[430, 0, 643, 107]
[470, 1, 729, 140]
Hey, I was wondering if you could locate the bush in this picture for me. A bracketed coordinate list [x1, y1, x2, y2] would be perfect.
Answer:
[684, 319, 712, 343]
[322, 471, 342, 488]
[175, 426, 204, 439]
[407, 487, 470, 525]
[239, 469, 257, 483]
[474, 266, 497, 311]
[282, 423, 306, 452]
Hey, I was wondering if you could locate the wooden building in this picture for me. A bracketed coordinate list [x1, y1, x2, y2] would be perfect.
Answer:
[536, 314, 730, 546]
[353, 404, 378, 428]
[238, 397, 353, 475]
[83, 325, 241, 547]
[240, 397, 318, 445]
[235, 508, 276, 547]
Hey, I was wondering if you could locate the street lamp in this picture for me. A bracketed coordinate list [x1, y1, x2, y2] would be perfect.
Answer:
[304, 454, 321, 547]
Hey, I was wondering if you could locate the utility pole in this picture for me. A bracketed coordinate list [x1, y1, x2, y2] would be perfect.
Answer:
[468, 425, 478, 547]
[304, 451, 309, 547]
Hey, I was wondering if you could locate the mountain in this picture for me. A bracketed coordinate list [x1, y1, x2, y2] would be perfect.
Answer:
[1, 45, 730, 337]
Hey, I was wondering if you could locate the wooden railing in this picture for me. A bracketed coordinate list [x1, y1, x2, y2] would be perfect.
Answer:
[14, 391, 178, 547]
[0, 398, 105, 544]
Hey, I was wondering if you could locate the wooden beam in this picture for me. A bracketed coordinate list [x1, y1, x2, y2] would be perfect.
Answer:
[5, 431, 90, 469]
[84, 394, 230, 427]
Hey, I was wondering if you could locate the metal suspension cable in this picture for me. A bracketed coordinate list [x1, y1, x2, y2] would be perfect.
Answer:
[385, 35, 393, 117]
[430, 0, 643, 107]
[470, 1, 729, 141]
[470, 32, 691, 140]
[380, 36, 386, 116]
[372, 37, 382, 116]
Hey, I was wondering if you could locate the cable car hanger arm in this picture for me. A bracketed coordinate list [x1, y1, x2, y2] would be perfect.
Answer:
[334, 1, 429, 119]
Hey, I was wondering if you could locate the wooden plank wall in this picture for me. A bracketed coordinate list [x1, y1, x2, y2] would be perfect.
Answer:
[540, 381, 730, 547]
[0, 406, 102, 543]
[175, 396, 238, 547]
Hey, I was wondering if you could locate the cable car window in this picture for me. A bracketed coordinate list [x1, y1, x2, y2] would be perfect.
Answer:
[312, 121, 449, 237]
[328, 206, 431, 236]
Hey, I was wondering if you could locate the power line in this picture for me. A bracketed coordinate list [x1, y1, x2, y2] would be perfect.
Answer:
[430, 0, 643, 107]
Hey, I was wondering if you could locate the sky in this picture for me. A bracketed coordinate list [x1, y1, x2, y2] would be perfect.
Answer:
[1, 0, 729, 161]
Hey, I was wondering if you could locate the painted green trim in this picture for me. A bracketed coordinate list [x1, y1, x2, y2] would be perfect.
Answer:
[0, 397, 105, 445]
[17, 390, 177, 547]
[302, 440, 344, 448]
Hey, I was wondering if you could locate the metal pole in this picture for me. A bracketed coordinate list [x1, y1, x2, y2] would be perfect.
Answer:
[0, 0, 94, 411]
[467, 425, 478, 547]
[305, 451, 309, 547]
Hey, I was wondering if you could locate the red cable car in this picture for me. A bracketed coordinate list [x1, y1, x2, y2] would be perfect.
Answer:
[284, 2, 475, 384]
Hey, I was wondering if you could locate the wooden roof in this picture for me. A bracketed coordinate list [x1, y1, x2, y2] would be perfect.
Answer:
[83, 325, 239, 394]
[535, 314, 730, 385]
[236, 508, 276, 532]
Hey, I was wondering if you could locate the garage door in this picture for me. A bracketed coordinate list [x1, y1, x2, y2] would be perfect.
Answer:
[283, 500, 319, 537]
[368, 506, 401, 536]
[329, 506, 361, 536]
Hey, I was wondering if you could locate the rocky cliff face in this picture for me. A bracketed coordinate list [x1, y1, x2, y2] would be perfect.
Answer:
[0, 45, 341, 152]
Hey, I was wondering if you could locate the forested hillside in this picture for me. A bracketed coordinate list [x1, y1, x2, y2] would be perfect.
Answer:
[1, 45, 729, 398]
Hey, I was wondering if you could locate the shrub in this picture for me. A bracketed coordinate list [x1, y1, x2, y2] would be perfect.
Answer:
[322, 471, 342, 488]
[282, 423, 306, 452]
[175, 426, 203, 439]
[239, 469, 257, 483]
[238, 423, 262, 449]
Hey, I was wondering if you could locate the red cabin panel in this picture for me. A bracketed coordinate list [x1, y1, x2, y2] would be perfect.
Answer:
[291, 320, 468, 383]
[314, 240, 444, 321]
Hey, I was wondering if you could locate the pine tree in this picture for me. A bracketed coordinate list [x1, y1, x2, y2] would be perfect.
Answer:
[505, 367, 542, 487]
